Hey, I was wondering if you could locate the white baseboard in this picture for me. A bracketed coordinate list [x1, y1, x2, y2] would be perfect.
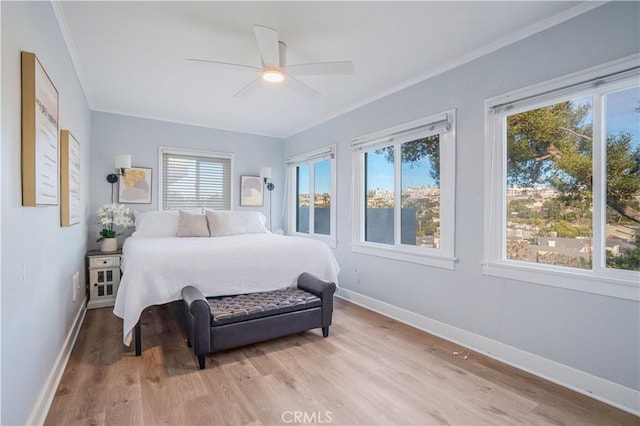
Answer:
[27, 298, 87, 425]
[336, 288, 639, 416]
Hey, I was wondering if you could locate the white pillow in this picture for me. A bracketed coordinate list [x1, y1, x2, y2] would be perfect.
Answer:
[177, 210, 210, 237]
[206, 210, 269, 237]
[132, 209, 203, 238]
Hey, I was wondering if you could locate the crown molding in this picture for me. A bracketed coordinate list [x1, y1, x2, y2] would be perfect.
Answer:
[50, 1, 93, 108]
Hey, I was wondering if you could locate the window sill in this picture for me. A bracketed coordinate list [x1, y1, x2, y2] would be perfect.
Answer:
[483, 261, 639, 301]
[352, 243, 456, 270]
[288, 232, 337, 249]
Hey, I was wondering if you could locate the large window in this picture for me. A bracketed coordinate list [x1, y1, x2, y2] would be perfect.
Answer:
[485, 57, 639, 299]
[352, 110, 456, 269]
[159, 147, 233, 211]
[287, 145, 336, 245]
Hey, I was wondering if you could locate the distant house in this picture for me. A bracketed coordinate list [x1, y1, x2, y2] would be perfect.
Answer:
[606, 224, 637, 243]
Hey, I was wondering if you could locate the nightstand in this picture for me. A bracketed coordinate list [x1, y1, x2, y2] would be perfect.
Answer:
[86, 249, 122, 309]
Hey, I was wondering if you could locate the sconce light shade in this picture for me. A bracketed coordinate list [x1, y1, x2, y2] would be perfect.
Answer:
[115, 154, 131, 170]
[107, 154, 132, 185]
[260, 167, 272, 180]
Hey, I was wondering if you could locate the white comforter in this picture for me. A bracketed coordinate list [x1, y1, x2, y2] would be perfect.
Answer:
[114, 234, 339, 345]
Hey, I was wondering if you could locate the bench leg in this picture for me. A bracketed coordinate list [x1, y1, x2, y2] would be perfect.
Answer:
[198, 355, 205, 370]
[135, 320, 142, 356]
[322, 326, 329, 337]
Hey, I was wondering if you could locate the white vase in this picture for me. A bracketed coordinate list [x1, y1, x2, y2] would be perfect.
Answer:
[100, 237, 118, 252]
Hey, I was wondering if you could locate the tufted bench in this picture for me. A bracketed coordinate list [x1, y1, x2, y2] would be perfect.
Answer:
[181, 272, 336, 369]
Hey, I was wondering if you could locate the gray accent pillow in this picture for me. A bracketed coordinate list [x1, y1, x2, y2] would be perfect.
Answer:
[177, 210, 210, 237]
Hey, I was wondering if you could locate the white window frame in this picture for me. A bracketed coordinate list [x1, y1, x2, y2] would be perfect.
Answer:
[351, 109, 457, 269]
[286, 145, 337, 248]
[484, 55, 640, 301]
[158, 146, 234, 211]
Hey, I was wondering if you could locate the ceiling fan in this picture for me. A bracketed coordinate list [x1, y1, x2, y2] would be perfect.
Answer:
[187, 25, 354, 98]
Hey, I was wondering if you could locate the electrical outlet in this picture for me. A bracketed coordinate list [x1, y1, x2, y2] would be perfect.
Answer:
[72, 271, 80, 302]
[22, 264, 27, 284]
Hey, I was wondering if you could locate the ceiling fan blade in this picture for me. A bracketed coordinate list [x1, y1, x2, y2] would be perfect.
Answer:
[286, 76, 321, 98]
[253, 25, 280, 69]
[186, 59, 261, 71]
[285, 61, 354, 76]
[234, 77, 262, 98]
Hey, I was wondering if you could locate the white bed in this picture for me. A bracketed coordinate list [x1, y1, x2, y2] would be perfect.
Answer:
[114, 233, 340, 345]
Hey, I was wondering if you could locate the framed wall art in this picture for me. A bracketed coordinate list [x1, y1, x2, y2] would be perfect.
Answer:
[240, 175, 263, 206]
[21, 51, 59, 206]
[60, 130, 81, 226]
[119, 167, 152, 204]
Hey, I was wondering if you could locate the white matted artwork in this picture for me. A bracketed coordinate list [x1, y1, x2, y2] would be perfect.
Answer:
[21, 51, 59, 206]
[119, 167, 152, 204]
[240, 175, 263, 206]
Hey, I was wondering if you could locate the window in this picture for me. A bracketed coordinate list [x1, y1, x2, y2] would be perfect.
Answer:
[287, 145, 336, 245]
[485, 57, 639, 300]
[159, 147, 233, 211]
[351, 110, 456, 269]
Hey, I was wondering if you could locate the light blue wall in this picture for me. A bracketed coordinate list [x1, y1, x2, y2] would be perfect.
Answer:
[1, 2, 92, 424]
[1, 2, 638, 423]
[89, 112, 284, 249]
[285, 2, 640, 391]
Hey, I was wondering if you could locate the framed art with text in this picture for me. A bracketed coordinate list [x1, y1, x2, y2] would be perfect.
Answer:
[60, 130, 81, 226]
[21, 51, 59, 206]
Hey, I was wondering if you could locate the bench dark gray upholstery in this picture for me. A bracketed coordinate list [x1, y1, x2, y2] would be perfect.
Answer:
[181, 272, 336, 369]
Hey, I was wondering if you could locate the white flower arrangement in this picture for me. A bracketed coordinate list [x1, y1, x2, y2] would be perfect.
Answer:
[97, 203, 134, 242]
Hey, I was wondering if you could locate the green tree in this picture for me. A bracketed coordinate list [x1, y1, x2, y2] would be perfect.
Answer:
[376, 135, 441, 184]
[506, 101, 640, 223]
[551, 220, 580, 238]
[607, 236, 640, 271]
[606, 133, 640, 223]
[388, 101, 640, 224]
[507, 101, 593, 204]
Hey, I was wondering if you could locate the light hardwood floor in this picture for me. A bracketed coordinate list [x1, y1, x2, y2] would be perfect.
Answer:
[45, 299, 637, 425]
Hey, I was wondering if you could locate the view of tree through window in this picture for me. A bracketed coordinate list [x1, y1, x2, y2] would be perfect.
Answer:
[505, 85, 640, 271]
[364, 136, 441, 247]
[401, 137, 440, 247]
[605, 86, 640, 271]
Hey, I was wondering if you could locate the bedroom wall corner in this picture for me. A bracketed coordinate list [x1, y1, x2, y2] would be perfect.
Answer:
[89, 112, 285, 250]
[1, 2, 92, 425]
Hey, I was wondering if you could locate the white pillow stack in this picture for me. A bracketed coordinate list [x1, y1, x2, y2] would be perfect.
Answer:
[131, 210, 181, 238]
[131, 209, 269, 238]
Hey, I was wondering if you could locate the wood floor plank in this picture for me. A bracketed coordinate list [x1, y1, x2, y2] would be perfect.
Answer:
[45, 300, 638, 425]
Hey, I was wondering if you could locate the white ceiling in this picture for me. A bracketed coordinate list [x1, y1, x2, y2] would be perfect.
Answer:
[54, 1, 599, 138]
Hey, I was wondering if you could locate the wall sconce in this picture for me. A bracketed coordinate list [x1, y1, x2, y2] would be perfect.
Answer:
[107, 154, 131, 203]
[106, 154, 132, 183]
[260, 167, 275, 230]
[260, 167, 274, 191]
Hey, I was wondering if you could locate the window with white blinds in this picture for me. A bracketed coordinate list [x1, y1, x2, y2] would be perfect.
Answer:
[159, 147, 233, 211]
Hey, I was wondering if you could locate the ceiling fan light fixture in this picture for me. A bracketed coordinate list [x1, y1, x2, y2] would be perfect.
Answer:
[262, 69, 284, 83]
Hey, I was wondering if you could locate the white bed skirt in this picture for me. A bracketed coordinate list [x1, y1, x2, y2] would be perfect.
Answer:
[114, 233, 340, 345]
